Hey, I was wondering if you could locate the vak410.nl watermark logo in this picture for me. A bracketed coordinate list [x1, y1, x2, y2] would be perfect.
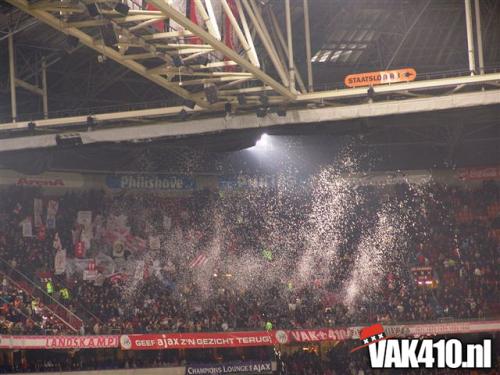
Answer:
[352, 324, 492, 370]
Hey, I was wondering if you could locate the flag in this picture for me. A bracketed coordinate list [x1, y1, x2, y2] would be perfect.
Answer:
[112, 241, 125, 258]
[21, 217, 32, 237]
[74, 241, 85, 258]
[126, 234, 147, 252]
[47, 200, 59, 216]
[223, 0, 238, 71]
[105, 229, 146, 253]
[149, 235, 161, 250]
[34, 199, 43, 227]
[54, 250, 66, 275]
[109, 272, 127, 284]
[189, 253, 209, 268]
[77, 211, 92, 227]
[53, 232, 62, 251]
[37, 224, 46, 241]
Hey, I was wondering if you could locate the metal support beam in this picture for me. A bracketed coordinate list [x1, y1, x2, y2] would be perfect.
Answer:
[193, 0, 220, 40]
[474, 0, 485, 74]
[0, 105, 200, 131]
[203, 0, 221, 40]
[240, 0, 290, 88]
[220, 0, 258, 66]
[303, 0, 313, 92]
[143, 30, 194, 40]
[6, 0, 206, 107]
[41, 57, 48, 119]
[15, 78, 43, 95]
[235, 0, 259, 68]
[8, 34, 17, 122]
[464, 0, 476, 74]
[285, 0, 295, 93]
[297, 72, 500, 102]
[148, 0, 294, 99]
[2, 88, 500, 152]
[268, 8, 306, 93]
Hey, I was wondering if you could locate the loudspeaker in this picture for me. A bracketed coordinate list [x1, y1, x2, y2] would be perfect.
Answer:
[204, 84, 218, 104]
[101, 24, 117, 47]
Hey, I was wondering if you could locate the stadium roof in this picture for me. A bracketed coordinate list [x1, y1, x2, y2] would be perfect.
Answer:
[0, 0, 499, 161]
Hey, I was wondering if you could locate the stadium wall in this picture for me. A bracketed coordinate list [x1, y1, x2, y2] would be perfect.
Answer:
[0, 165, 498, 194]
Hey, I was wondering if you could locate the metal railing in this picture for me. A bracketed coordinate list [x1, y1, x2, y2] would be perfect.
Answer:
[0, 257, 82, 333]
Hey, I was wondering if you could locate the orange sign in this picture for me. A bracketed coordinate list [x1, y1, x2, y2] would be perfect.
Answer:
[344, 68, 416, 88]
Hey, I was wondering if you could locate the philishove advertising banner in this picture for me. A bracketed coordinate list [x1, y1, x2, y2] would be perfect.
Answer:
[106, 174, 196, 191]
[185, 361, 273, 375]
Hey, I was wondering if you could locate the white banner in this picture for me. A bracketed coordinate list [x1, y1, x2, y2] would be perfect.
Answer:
[34, 198, 43, 227]
[47, 200, 59, 216]
[149, 235, 161, 250]
[113, 241, 125, 258]
[21, 218, 32, 237]
[83, 270, 98, 281]
[77, 211, 92, 227]
[54, 250, 66, 275]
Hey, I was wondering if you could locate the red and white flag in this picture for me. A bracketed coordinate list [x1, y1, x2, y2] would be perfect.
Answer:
[109, 272, 127, 284]
[189, 253, 209, 268]
[105, 229, 146, 253]
[126, 234, 147, 253]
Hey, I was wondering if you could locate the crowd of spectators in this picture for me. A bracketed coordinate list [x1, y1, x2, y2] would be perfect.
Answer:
[0, 176, 498, 336]
[0, 276, 68, 335]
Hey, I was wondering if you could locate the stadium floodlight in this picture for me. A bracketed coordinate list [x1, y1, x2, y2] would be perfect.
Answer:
[255, 133, 269, 148]
[100, 24, 118, 47]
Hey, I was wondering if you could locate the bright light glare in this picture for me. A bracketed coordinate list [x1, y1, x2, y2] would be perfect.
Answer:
[255, 133, 269, 148]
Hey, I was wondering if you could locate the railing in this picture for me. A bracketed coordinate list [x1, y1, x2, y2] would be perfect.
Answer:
[0, 257, 83, 332]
